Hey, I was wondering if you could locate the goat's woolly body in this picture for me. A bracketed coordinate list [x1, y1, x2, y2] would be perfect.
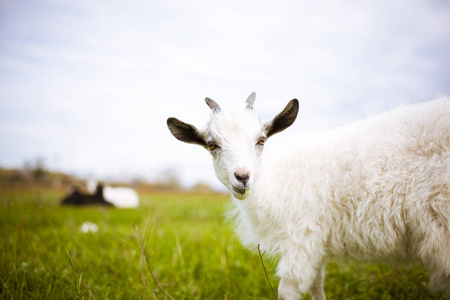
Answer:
[231, 98, 450, 298]
[168, 96, 450, 299]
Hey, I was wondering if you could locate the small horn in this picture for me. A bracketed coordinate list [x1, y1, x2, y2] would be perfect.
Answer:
[205, 97, 221, 112]
[245, 92, 256, 109]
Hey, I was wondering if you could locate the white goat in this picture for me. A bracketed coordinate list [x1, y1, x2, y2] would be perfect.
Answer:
[167, 93, 450, 299]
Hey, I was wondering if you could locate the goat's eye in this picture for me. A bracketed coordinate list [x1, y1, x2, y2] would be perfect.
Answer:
[257, 138, 266, 146]
[208, 143, 217, 151]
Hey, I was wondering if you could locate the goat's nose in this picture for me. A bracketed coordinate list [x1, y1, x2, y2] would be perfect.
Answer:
[234, 169, 250, 184]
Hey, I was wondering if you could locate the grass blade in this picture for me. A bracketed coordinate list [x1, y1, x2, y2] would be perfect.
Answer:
[257, 244, 278, 300]
[66, 249, 74, 271]
[134, 225, 175, 300]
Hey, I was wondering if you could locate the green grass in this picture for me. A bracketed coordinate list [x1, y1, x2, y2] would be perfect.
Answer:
[0, 188, 446, 299]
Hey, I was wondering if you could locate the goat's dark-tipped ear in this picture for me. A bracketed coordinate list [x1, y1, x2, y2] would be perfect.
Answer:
[264, 99, 299, 138]
[167, 118, 206, 146]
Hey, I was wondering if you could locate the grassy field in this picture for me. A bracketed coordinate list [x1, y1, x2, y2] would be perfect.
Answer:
[0, 188, 446, 299]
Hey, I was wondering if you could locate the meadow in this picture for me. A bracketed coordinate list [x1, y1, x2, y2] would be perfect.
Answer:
[0, 188, 446, 299]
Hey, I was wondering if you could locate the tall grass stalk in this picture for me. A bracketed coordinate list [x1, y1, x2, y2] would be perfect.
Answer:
[134, 224, 174, 300]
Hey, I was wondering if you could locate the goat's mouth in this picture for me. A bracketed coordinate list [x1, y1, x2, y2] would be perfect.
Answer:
[232, 185, 249, 200]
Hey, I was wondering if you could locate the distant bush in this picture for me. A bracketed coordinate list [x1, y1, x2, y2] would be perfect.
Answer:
[0, 164, 217, 194]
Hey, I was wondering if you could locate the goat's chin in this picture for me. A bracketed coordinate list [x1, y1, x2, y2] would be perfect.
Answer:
[231, 185, 249, 200]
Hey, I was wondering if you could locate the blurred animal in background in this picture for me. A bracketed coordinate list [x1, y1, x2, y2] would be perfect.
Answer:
[61, 184, 114, 206]
[87, 180, 140, 208]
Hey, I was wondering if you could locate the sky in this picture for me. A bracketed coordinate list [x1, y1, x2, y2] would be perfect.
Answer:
[1, 0, 450, 189]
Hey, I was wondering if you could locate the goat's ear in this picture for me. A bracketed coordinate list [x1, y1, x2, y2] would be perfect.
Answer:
[264, 99, 299, 138]
[167, 117, 207, 146]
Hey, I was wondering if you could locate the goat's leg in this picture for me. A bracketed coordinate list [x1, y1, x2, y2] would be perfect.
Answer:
[310, 264, 326, 300]
[278, 278, 301, 300]
[277, 244, 325, 300]
[429, 270, 450, 297]
[421, 191, 450, 296]
[424, 229, 450, 296]
[277, 265, 326, 300]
